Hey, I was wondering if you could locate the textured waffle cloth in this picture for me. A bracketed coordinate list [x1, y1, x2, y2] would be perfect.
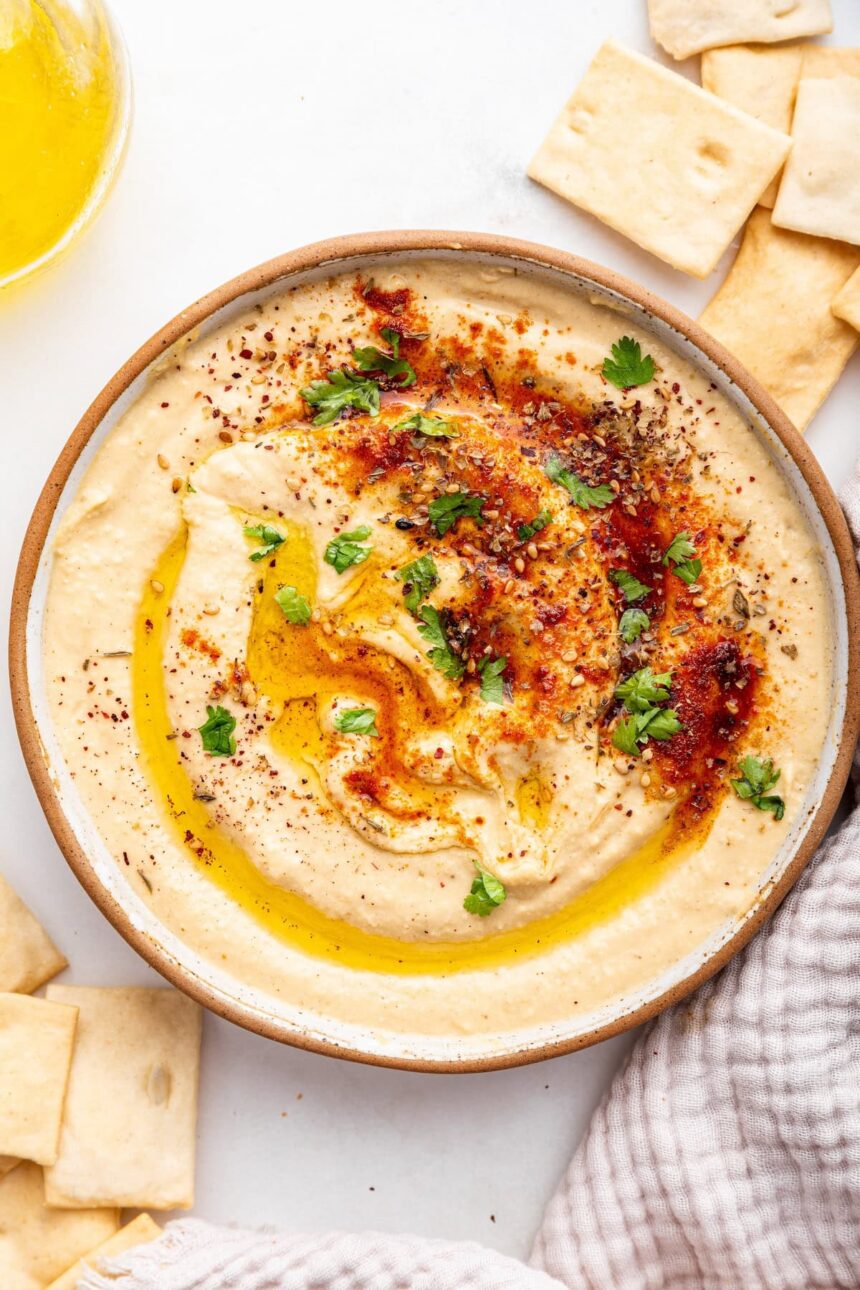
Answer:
[84, 468, 860, 1290]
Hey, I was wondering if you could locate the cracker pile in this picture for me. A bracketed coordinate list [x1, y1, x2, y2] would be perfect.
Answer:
[528, 0, 859, 431]
[0, 874, 201, 1289]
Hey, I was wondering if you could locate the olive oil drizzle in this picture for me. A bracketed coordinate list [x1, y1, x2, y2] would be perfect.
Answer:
[132, 527, 690, 975]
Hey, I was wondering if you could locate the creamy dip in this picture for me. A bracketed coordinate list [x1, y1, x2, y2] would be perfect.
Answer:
[44, 257, 832, 1044]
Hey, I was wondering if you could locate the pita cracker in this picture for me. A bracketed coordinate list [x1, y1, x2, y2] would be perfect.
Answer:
[648, 0, 832, 61]
[701, 45, 803, 206]
[46, 1214, 162, 1290]
[44, 987, 201, 1210]
[772, 77, 860, 246]
[832, 266, 860, 332]
[527, 41, 790, 278]
[0, 1157, 19, 1178]
[700, 208, 859, 429]
[0, 993, 77, 1166]
[0, 874, 66, 994]
[0, 1161, 117, 1290]
[801, 46, 860, 78]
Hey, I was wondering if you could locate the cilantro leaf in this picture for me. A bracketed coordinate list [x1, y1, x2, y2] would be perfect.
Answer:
[731, 756, 785, 820]
[619, 607, 650, 643]
[324, 525, 373, 574]
[428, 491, 485, 537]
[518, 508, 553, 542]
[612, 705, 682, 756]
[602, 336, 656, 390]
[352, 327, 416, 387]
[394, 412, 457, 438]
[463, 864, 506, 916]
[663, 532, 703, 586]
[610, 568, 651, 603]
[333, 707, 379, 737]
[274, 585, 311, 625]
[545, 455, 614, 510]
[663, 532, 696, 565]
[640, 707, 683, 741]
[395, 554, 439, 615]
[244, 523, 284, 562]
[300, 369, 381, 426]
[417, 605, 464, 680]
[756, 795, 787, 820]
[198, 704, 236, 757]
[612, 714, 643, 757]
[477, 655, 507, 705]
[612, 667, 682, 757]
[615, 667, 672, 714]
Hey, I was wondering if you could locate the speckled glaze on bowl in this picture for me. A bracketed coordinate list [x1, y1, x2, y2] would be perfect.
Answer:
[10, 232, 860, 1071]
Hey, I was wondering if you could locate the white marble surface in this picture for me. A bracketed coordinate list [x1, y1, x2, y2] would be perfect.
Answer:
[1, 0, 858, 1260]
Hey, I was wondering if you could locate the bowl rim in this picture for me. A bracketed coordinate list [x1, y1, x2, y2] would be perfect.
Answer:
[10, 229, 860, 1073]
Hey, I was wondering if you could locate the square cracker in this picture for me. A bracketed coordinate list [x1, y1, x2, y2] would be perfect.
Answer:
[0, 1161, 117, 1290]
[832, 266, 860, 332]
[801, 46, 860, 78]
[648, 0, 832, 61]
[701, 44, 803, 207]
[701, 45, 860, 208]
[0, 993, 77, 1166]
[700, 208, 859, 429]
[527, 41, 790, 278]
[0, 874, 66, 994]
[46, 1213, 162, 1290]
[44, 986, 202, 1210]
[772, 77, 860, 246]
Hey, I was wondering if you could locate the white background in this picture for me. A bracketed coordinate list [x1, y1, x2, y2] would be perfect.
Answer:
[2, 0, 858, 1261]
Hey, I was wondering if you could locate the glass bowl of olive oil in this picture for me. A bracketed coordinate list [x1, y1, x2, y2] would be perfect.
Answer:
[0, 0, 131, 289]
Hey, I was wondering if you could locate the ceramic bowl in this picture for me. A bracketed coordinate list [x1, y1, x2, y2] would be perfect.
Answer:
[11, 232, 860, 1070]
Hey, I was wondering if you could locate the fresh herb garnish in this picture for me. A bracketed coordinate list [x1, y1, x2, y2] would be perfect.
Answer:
[428, 491, 485, 537]
[602, 336, 656, 390]
[477, 655, 507, 705]
[615, 667, 673, 712]
[198, 704, 236, 757]
[517, 509, 553, 542]
[619, 607, 650, 643]
[333, 707, 379, 737]
[463, 864, 506, 917]
[545, 455, 614, 510]
[244, 523, 284, 562]
[731, 756, 785, 821]
[352, 327, 416, 387]
[663, 532, 703, 586]
[417, 605, 464, 679]
[613, 706, 683, 756]
[395, 554, 439, 615]
[274, 585, 311, 625]
[610, 569, 651, 603]
[394, 412, 457, 438]
[612, 667, 682, 757]
[324, 525, 373, 574]
[300, 369, 381, 426]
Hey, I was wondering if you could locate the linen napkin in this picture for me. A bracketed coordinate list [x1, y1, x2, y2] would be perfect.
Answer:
[83, 466, 860, 1290]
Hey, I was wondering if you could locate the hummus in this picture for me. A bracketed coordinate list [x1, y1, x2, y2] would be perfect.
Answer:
[44, 257, 833, 1046]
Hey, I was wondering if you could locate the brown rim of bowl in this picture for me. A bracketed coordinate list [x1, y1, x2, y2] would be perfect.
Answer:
[10, 230, 860, 1073]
